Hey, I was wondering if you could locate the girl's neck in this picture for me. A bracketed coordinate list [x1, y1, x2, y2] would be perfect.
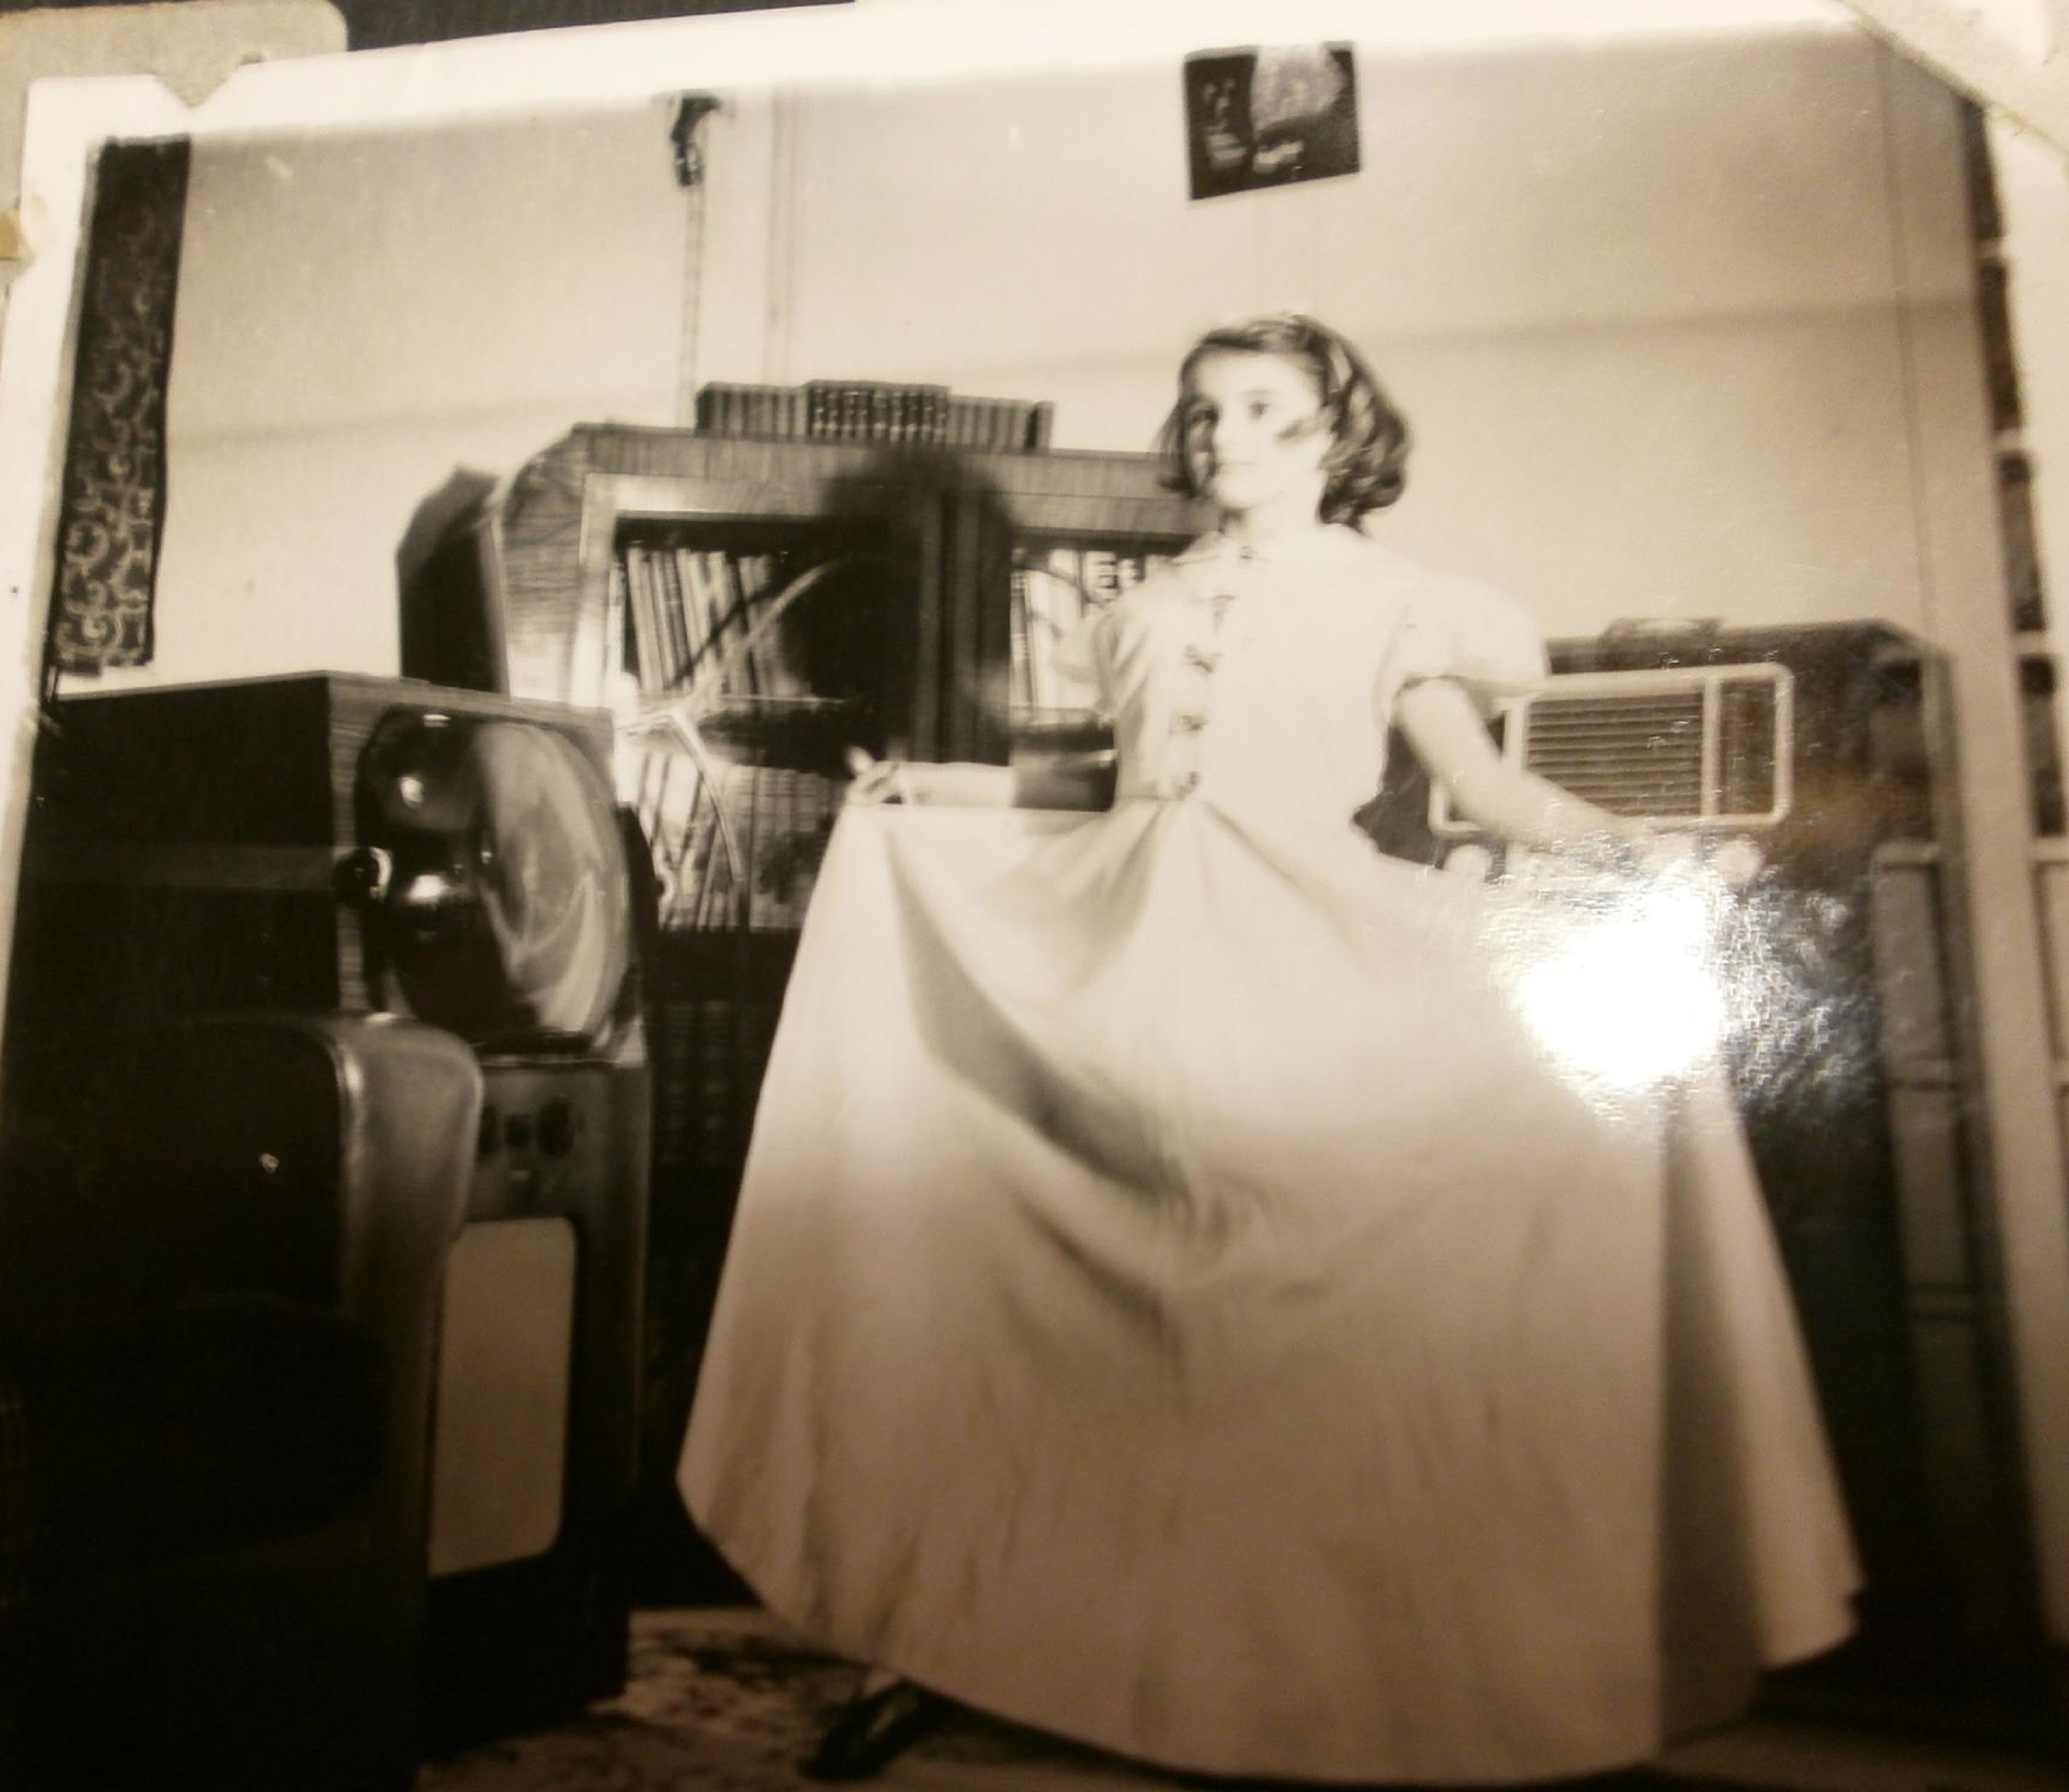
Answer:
[1218, 493, 1329, 549]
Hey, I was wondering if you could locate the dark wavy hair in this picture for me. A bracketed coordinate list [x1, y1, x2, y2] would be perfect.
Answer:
[1156, 313, 1411, 523]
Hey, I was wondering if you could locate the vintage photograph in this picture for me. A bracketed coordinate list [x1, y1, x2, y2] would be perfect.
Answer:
[1183, 43, 1362, 200]
[1, 2, 2065, 1789]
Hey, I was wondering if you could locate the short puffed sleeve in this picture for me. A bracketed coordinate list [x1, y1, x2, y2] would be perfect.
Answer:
[1374, 575, 1547, 725]
[1046, 604, 1114, 718]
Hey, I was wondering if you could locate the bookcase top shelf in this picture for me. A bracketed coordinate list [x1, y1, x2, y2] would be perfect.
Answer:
[464, 424, 1207, 713]
[693, 380, 1056, 457]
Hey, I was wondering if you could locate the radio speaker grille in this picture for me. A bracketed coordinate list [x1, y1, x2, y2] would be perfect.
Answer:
[1434, 663, 1792, 832]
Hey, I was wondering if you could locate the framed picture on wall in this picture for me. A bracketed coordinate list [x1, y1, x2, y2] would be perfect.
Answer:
[1183, 42, 1360, 198]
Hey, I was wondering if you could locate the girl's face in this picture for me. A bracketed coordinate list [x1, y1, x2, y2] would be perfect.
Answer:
[1179, 349, 1332, 524]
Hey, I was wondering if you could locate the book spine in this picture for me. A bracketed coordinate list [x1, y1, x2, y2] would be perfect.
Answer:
[737, 766, 763, 932]
[654, 544, 690, 689]
[679, 775, 719, 930]
[674, 545, 713, 685]
[625, 545, 665, 697]
[736, 552, 795, 699]
[692, 549, 733, 693]
[1008, 556, 1034, 712]
[791, 772, 831, 919]
[636, 744, 675, 868]
[710, 552, 756, 696]
[652, 755, 712, 921]
[693, 765, 735, 929]
[769, 768, 792, 929]
[758, 768, 790, 929]
[784, 770, 807, 927]
[605, 550, 632, 686]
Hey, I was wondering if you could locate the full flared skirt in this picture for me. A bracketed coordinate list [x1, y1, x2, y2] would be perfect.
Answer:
[680, 798, 1858, 1784]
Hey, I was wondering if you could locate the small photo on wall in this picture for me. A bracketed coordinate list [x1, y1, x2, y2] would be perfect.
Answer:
[1184, 43, 1359, 200]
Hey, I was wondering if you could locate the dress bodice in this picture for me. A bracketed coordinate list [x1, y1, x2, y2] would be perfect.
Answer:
[1056, 525, 1547, 830]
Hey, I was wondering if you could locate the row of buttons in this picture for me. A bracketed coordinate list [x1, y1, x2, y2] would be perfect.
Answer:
[1160, 587, 1235, 799]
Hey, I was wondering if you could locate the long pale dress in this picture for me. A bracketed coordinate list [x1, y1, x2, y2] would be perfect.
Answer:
[679, 523, 1859, 1785]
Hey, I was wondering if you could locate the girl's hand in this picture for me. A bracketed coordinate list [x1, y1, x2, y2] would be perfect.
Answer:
[1612, 830, 1764, 887]
[1707, 834, 1766, 887]
[844, 747, 915, 806]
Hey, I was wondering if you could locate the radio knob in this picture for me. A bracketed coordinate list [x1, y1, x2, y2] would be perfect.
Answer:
[538, 1097, 578, 1158]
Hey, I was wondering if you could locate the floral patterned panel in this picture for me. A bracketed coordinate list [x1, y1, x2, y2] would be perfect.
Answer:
[48, 137, 190, 677]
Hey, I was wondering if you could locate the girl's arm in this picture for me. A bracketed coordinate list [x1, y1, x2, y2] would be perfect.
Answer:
[1393, 680, 1656, 864]
[845, 751, 1111, 811]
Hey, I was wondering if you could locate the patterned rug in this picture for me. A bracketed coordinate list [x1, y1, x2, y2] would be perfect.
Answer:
[417, 1607, 1769, 1792]
[419, 1607, 1151, 1792]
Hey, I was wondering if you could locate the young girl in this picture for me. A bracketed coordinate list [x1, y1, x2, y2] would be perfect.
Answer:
[679, 315, 1858, 1786]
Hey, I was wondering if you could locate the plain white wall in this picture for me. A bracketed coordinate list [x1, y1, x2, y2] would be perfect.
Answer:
[739, 31, 1982, 638]
[119, 25, 1988, 687]
[102, 100, 692, 690]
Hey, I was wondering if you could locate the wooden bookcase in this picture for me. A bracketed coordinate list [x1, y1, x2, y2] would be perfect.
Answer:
[452, 426, 1208, 916]
[408, 422, 1204, 1581]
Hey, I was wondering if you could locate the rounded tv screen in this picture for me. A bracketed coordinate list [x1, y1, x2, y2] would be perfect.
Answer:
[357, 713, 633, 1052]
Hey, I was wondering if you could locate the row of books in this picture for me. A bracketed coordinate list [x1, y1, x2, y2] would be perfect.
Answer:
[614, 541, 809, 700]
[631, 750, 844, 933]
[694, 380, 1055, 454]
[1010, 542, 1175, 711]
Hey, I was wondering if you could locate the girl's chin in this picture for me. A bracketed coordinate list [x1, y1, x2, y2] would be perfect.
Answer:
[1212, 485, 1303, 516]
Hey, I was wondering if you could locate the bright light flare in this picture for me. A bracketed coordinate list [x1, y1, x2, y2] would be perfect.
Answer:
[1505, 876, 1730, 1093]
